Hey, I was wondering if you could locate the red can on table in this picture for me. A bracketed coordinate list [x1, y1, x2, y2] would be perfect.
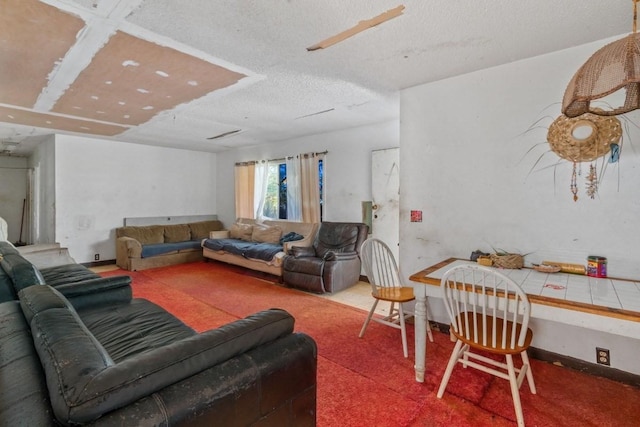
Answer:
[587, 256, 607, 278]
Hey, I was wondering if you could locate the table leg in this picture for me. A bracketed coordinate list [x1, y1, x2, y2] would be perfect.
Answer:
[413, 289, 427, 383]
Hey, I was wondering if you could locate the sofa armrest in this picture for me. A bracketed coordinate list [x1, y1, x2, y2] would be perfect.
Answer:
[289, 246, 316, 258]
[209, 230, 230, 239]
[35, 308, 296, 424]
[55, 276, 133, 310]
[116, 237, 142, 259]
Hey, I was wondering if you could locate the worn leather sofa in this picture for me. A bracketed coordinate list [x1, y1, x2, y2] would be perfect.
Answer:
[0, 243, 318, 426]
[116, 220, 225, 271]
[282, 222, 369, 293]
[0, 241, 131, 303]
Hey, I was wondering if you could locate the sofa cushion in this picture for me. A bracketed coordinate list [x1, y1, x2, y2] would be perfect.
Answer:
[252, 225, 282, 244]
[78, 299, 195, 362]
[0, 267, 17, 302]
[0, 301, 54, 426]
[189, 220, 224, 240]
[140, 240, 202, 258]
[229, 223, 253, 241]
[117, 225, 165, 245]
[164, 224, 191, 243]
[32, 308, 115, 424]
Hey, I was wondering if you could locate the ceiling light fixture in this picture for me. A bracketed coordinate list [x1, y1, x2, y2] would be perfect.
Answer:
[562, 0, 640, 117]
[307, 5, 405, 51]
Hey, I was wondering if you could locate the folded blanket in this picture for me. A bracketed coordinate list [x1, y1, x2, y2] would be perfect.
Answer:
[202, 239, 283, 262]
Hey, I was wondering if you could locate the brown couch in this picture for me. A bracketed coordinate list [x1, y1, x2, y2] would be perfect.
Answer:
[116, 220, 224, 271]
[202, 218, 319, 276]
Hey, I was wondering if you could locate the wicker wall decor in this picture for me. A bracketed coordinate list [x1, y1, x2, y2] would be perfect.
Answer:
[546, 110, 622, 201]
[562, 0, 640, 117]
[547, 112, 622, 162]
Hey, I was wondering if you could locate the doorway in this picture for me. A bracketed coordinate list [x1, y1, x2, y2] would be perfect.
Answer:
[371, 147, 400, 261]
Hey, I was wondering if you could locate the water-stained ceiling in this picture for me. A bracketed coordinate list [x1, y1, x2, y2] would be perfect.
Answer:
[0, 0, 634, 155]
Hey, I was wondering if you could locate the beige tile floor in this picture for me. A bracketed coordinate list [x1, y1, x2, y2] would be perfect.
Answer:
[320, 281, 389, 316]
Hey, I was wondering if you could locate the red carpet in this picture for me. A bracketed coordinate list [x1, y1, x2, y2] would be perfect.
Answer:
[102, 262, 640, 427]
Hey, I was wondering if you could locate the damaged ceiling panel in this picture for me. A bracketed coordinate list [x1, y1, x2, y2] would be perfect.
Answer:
[0, 0, 255, 151]
[0, 0, 85, 107]
[0, 106, 129, 136]
[52, 31, 247, 126]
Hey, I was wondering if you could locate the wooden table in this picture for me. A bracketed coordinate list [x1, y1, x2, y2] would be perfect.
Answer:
[409, 257, 640, 383]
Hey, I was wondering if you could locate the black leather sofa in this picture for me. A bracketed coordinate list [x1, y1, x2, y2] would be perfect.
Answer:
[0, 243, 317, 426]
[282, 222, 369, 294]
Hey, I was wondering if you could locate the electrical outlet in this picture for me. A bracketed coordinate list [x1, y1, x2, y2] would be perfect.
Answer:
[596, 347, 610, 366]
[94, 254, 100, 261]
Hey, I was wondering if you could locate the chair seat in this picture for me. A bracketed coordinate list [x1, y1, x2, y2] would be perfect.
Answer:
[452, 312, 533, 355]
[373, 286, 415, 303]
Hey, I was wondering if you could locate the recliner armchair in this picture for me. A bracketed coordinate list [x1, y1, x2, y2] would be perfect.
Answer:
[282, 222, 368, 293]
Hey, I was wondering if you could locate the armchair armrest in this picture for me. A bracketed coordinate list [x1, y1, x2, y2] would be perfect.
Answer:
[283, 232, 315, 253]
[322, 251, 358, 262]
[289, 246, 316, 258]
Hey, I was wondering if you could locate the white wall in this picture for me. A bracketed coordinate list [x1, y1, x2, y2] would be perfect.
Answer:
[216, 120, 399, 226]
[54, 134, 218, 263]
[400, 35, 640, 373]
[0, 156, 28, 243]
[28, 135, 56, 244]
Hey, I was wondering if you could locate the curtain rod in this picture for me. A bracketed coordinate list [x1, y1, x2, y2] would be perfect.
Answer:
[236, 150, 328, 166]
[268, 150, 328, 163]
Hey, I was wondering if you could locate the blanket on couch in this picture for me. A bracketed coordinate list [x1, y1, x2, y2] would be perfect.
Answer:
[202, 239, 283, 262]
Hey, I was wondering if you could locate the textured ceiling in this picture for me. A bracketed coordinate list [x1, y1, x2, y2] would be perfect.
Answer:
[0, 0, 634, 156]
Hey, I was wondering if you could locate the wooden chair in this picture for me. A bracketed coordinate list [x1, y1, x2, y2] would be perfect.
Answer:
[358, 238, 433, 358]
[436, 264, 536, 427]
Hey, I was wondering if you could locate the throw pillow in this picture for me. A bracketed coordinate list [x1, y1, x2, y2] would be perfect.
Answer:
[229, 223, 253, 241]
[251, 225, 283, 244]
[117, 225, 164, 245]
[164, 224, 191, 243]
[189, 220, 224, 240]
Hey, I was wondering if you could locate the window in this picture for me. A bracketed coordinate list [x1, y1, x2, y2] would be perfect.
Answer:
[262, 159, 323, 220]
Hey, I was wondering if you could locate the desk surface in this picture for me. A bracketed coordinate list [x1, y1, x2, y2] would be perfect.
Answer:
[410, 258, 640, 323]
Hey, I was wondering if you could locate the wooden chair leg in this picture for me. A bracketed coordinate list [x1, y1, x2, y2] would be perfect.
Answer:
[506, 355, 526, 427]
[521, 351, 537, 394]
[399, 303, 408, 358]
[437, 339, 464, 398]
[359, 299, 379, 338]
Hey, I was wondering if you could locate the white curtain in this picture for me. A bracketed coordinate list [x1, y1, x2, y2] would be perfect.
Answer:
[300, 152, 322, 223]
[286, 156, 302, 221]
[253, 160, 269, 220]
[234, 162, 255, 219]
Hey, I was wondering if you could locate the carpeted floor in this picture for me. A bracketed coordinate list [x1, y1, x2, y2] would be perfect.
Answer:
[102, 261, 640, 427]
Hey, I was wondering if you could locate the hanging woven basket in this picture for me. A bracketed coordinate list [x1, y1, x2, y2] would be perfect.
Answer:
[547, 112, 621, 162]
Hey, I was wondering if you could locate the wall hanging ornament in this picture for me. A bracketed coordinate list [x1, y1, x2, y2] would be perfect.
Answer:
[546, 111, 622, 201]
[562, 0, 640, 117]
